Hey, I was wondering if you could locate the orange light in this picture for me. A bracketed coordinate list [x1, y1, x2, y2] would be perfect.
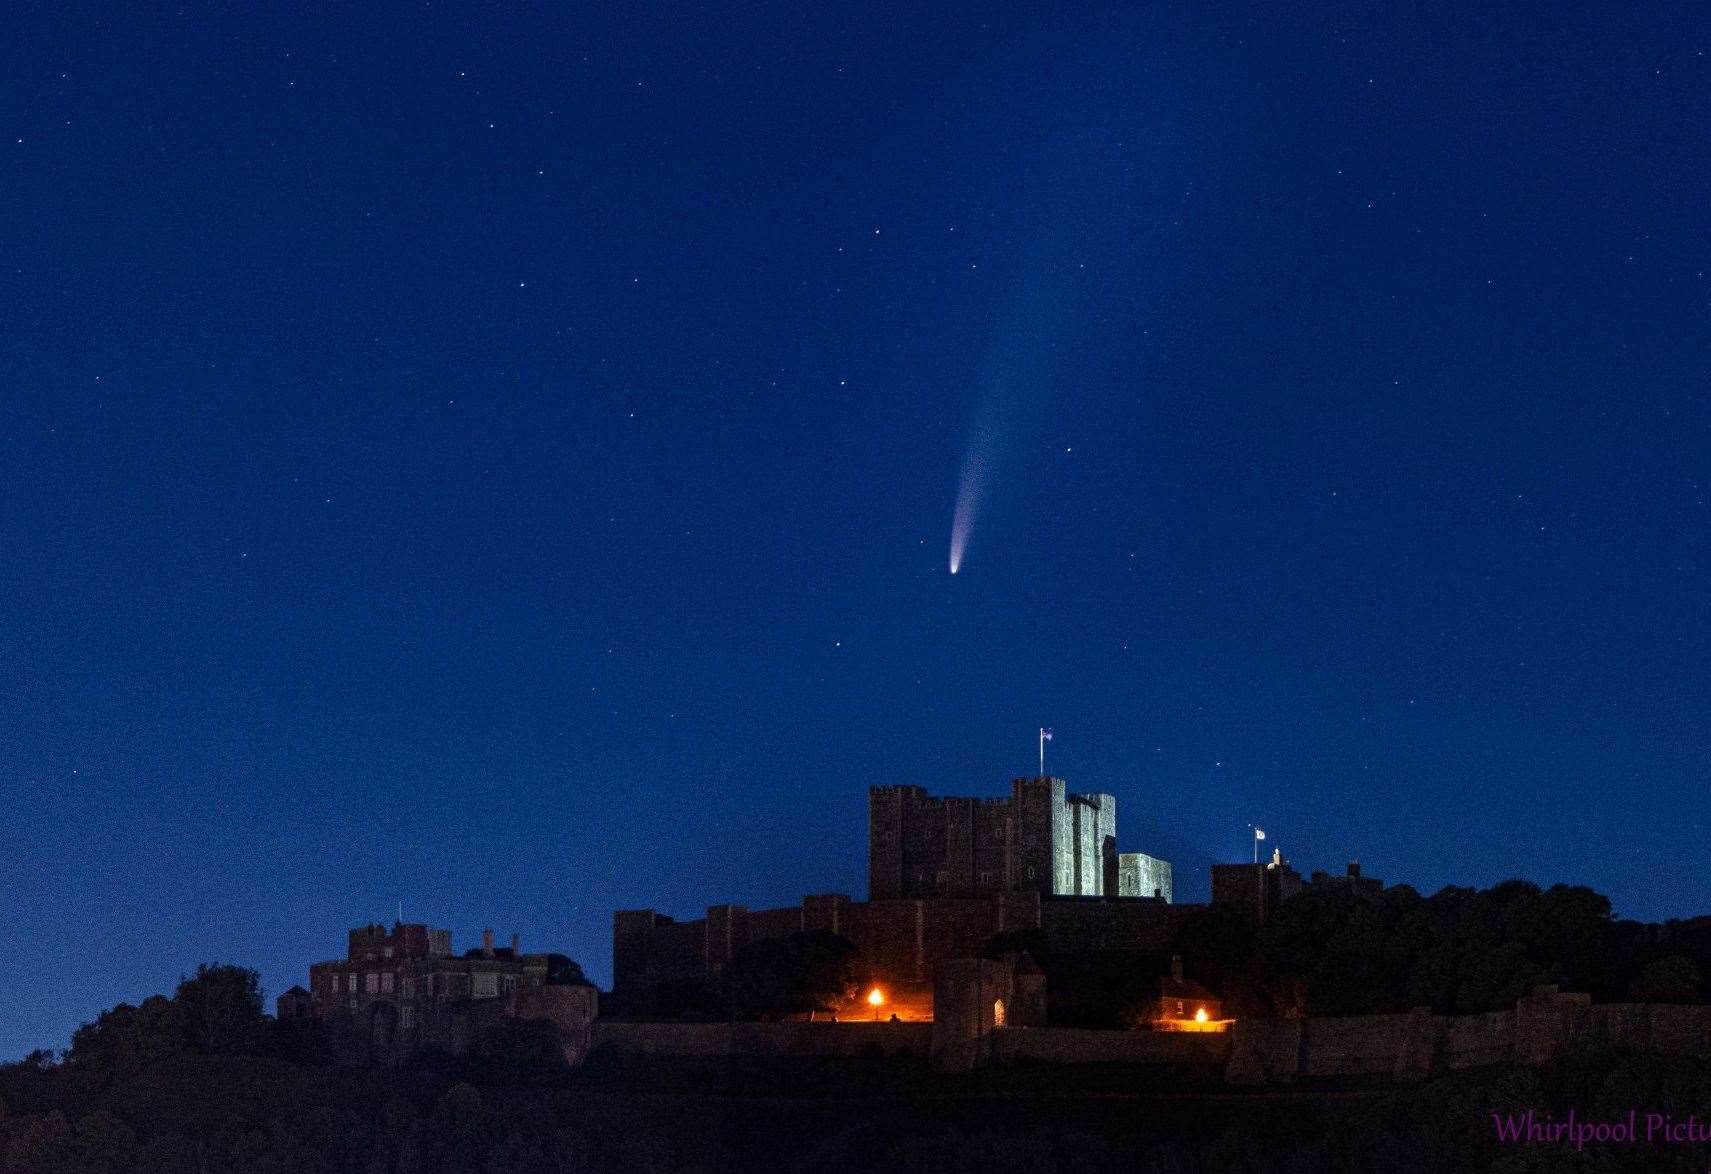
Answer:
[867, 987, 884, 1006]
[1194, 1007, 1208, 1022]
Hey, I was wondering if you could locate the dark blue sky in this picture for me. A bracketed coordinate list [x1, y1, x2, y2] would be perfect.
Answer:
[4, 2, 1707, 1057]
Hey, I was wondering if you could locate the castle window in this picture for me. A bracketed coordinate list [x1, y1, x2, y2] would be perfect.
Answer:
[935, 870, 948, 888]
[503, 975, 517, 995]
[1026, 866, 1035, 880]
[979, 871, 992, 887]
[347, 974, 357, 994]
[383, 946, 393, 959]
[365, 973, 379, 994]
[403, 978, 414, 998]
[381, 973, 394, 994]
[400, 1006, 414, 1029]
[473, 973, 498, 999]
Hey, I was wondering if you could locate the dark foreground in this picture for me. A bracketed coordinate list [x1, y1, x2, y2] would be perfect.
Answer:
[4, 1046, 1710, 1172]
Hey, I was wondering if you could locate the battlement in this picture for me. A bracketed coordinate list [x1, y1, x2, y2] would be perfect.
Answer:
[347, 921, 451, 962]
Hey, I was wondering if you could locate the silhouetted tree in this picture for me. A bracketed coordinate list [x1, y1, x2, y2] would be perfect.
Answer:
[605, 975, 725, 1020]
[465, 1018, 571, 1086]
[173, 964, 268, 1055]
[65, 994, 184, 1079]
[723, 930, 861, 1020]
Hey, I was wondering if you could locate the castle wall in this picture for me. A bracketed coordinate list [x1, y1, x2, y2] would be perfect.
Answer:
[901, 795, 944, 896]
[614, 889, 1176, 995]
[1038, 896, 1177, 955]
[1210, 861, 1303, 922]
[867, 786, 910, 900]
[513, 984, 600, 1066]
[942, 796, 974, 894]
[1118, 853, 1173, 902]
[922, 899, 1008, 977]
[1210, 864, 1265, 920]
[612, 914, 707, 992]
[746, 905, 804, 941]
[996, 889, 1043, 933]
[994, 1025, 1231, 1066]
[593, 1020, 931, 1058]
[972, 798, 1010, 893]
[931, 958, 1013, 1070]
[1577, 1003, 1711, 1058]
[704, 905, 748, 976]
[1010, 777, 1057, 894]
[1298, 1012, 1425, 1078]
[1066, 793, 1115, 896]
[1049, 780, 1073, 894]
[1099, 798, 1117, 896]
[1442, 1010, 1514, 1070]
[841, 899, 924, 981]
[801, 893, 850, 936]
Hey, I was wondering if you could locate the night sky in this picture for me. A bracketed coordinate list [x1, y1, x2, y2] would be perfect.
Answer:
[5, 3, 1708, 1058]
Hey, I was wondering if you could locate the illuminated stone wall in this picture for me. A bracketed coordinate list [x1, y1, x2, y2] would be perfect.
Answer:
[1065, 792, 1116, 896]
[1118, 852, 1173, 903]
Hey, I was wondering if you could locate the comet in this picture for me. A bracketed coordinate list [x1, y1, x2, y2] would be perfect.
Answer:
[943, 235, 1086, 575]
[947, 444, 987, 574]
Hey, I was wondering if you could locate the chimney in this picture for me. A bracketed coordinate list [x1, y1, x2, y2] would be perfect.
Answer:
[511, 932, 520, 955]
[1170, 954, 1183, 983]
[1348, 860, 1361, 878]
[482, 928, 494, 958]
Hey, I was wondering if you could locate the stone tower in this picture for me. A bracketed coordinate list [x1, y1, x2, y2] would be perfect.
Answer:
[869, 777, 1132, 900]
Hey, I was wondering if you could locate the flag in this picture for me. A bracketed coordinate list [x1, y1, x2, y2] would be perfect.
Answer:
[1041, 729, 1052, 741]
[1254, 827, 1265, 840]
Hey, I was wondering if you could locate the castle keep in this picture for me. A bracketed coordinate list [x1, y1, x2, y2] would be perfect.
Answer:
[869, 778, 1171, 901]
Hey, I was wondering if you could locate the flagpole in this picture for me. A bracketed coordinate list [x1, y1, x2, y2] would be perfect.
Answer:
[1038, 728, 1044, 778]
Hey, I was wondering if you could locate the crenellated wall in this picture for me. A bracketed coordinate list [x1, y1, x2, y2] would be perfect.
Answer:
[613, 889, 1179, 995]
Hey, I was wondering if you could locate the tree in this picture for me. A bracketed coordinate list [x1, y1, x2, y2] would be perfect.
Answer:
[173, 964, 268, 1055]
[465, 1018, 570, 1086]
[68, 1110, 136, 1173]
[66, 995, 183, 1077]
[722, 931, 861, 1020]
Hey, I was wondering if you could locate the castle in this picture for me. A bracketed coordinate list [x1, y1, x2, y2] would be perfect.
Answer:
[283, 774, 1381, 1057]
[614, 776, 1191, 1002]
[281, 921, 598, 1066]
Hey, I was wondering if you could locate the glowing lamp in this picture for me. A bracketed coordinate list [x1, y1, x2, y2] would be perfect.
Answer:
[867, 987, 884, 1006]
[1194, 1007, 1208, 1023]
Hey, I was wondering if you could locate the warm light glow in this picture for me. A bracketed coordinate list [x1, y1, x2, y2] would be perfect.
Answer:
[1194, 1006, 1208, 1022]
[867, 987, 884, 1006]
